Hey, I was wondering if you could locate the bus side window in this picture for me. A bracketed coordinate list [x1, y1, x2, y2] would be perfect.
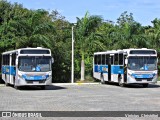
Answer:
[106, 55, 109, 65]
[114, 54, 118, 65]
[12, 53, 16, 66]
[94, 55, 97, 64]
[3, 55, 5, 65]
[119, 53, 123, 65]
[5, 54, 10, 66]
[102, 54, 105, 65]
[111, 56, 114, 65]
[97, 55, 101, 65]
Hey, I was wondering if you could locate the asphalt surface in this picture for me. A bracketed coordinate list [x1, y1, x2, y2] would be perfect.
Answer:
[0, 82, 160, 120]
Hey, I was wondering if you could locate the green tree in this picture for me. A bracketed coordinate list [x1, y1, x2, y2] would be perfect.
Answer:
[115, 11, 147, 49]
[147, 18, 160, 51]
[75, 12, 105, 80]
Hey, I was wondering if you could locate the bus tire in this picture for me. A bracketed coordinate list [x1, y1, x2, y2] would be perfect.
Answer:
[13, 81, 20, 90]
[14, 86, 18, 90]
[5, 75, 9, 86]
[142, 83, 148, 88]
[5, 81, 9, 86]
[40, 86, 45, 90]
[5, 82, 9, 87]
[101, 75, 105, 84]
[14, 84, 19, 90]
[118, 75, 125, 87]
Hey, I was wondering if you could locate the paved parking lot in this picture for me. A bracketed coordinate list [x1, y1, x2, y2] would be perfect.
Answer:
[0, 83, 160, 119]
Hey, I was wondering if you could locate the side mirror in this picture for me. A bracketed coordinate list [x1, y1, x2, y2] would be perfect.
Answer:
[125, 59, 128, 64]
[52, 58, 54, 63]
[16, 57, 18, 65]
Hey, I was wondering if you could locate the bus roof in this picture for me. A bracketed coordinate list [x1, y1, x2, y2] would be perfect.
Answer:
[94, 48, 157, 55]
[2, 47, 51, 55]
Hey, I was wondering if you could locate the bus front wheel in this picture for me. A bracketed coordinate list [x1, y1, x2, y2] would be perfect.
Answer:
[118, 75, 125, 87]
[13, 81, 20, 90]
[14, 84, 19, 90]
[40, 86, 45, 90]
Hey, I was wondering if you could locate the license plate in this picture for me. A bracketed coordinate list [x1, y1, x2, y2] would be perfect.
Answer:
[33, 81, 39, 84]
[142, 79, 147, 82]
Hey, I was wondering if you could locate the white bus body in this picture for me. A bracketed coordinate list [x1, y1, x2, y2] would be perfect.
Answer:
[93, 48, 158, 87]
[1, 47, 53, 89]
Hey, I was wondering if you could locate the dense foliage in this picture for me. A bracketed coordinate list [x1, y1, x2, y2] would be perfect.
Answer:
[0, 1, 160, 82]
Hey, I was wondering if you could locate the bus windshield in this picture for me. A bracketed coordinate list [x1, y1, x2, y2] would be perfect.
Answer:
[128, 56, 157, 71]
[18, 56, 52, 72]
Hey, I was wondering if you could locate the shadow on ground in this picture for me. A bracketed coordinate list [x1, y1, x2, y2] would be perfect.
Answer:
[0, 82, 67, 91]
[103, 82, 160, 88]
[0, 77, 67, 90]
[18, 85, 67, 91]
[0, 78, 5, 84]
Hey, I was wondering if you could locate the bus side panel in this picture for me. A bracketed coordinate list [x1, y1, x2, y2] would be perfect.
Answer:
[2, 74, 5, 82]
[10, 66, 16, 85]
[93, 65, 108, 81]
[93, 65, 100, 80]
[94, 64, 125, 83]
[2, 66, 10, 83]
[110, 65, 124, 83]
[103, 73, 108, 81]
[2, 66, 16, 84]
[2, 66, 5, 82]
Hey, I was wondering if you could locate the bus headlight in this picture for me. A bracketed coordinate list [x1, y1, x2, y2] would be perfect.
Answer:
[46, 75, 52, 80]
[42, 75, 46, 79]
[18, 72, 25, 80]
[18, 74, 24, 80]
[128, 73, 135, 79]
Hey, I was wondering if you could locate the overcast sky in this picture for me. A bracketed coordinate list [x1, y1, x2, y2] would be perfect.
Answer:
[9, 0, 160, 26]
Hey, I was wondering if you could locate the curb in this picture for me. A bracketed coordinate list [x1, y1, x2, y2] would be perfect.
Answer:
[0, 83, 100, 87]
[0, 81, 159, 86]
[0, 84, 5, 87]
[157, 81, 160, 84]
[52, 83, 100, 86]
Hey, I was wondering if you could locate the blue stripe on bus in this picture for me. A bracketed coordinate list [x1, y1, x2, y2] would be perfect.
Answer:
[111, 66, 124, 74]
[131, 74, 155, 79]
[94, 65, 124, 74]
[2, 66, 16, 76]
[94, 65, 108, 73]
[22, 74, 49, 81]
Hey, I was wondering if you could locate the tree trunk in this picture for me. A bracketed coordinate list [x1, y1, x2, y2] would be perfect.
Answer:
[81, 59, 85, 81]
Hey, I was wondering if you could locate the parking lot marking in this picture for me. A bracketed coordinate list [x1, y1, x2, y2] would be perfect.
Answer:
[0, 84, 5, 87]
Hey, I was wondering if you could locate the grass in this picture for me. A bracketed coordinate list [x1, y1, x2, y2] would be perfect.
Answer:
[75, 75, 98, 83]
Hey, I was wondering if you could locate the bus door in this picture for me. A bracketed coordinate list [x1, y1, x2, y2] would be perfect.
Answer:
[124, 55, 127, 83]
[108, 55, 113, 81]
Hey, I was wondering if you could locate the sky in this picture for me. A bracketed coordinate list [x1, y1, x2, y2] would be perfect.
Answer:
[9, 0, 160, 26]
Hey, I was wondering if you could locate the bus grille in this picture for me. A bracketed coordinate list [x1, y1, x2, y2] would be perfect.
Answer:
[136, 79, 152, 81]
[26, 80, 46, 84]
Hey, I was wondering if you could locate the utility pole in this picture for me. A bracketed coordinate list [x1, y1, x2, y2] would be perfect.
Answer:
[71, 26, 74, 83]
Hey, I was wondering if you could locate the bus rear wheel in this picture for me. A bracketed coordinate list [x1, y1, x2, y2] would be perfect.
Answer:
[5, 82, 9, 86]
[101, 75, 105, 84]
[5, 75, 9, 86]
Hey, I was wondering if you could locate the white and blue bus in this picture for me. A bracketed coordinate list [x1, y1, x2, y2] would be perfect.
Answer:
[93, 48, 158, 87]
[1, 47, 53, 89]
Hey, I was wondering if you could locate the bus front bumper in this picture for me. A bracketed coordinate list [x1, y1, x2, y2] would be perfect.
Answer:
[127, 75, 158, 84]
[16, 77, 52, 86]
